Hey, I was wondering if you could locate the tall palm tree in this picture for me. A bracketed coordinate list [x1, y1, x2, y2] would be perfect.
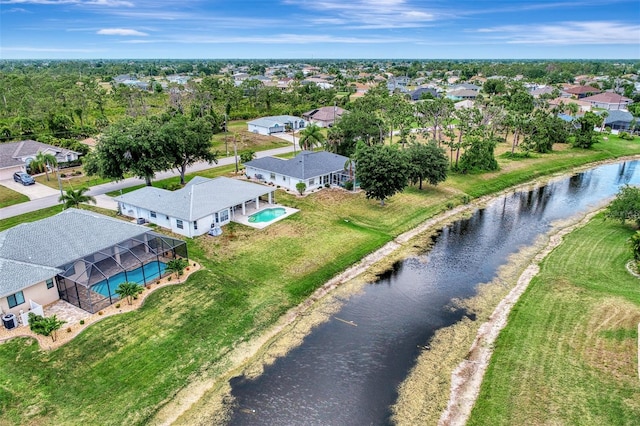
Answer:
[30, 151, 58, 181]
[58, 187, 96, 209]
[298, 124, 326, 151]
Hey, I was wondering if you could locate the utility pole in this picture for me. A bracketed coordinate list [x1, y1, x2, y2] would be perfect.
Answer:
[234, 133, 239, 173]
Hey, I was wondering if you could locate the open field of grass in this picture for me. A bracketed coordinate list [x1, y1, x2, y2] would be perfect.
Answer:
[0, 135, 639, 425]
[468, 214, 640, 425]
[0, 186, 28, 208]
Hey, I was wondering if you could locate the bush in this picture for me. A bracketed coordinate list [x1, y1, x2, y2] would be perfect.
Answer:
[296, 182, 307, 195]
[619, 132, 634, 141]
[344, 180, 354, 190]
[79, 320, 85, 325]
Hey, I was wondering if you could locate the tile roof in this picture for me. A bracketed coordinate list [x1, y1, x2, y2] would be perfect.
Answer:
[581, 92, 633, 104]
[114, 176, 273, 221]
[244, 151, 350, 180]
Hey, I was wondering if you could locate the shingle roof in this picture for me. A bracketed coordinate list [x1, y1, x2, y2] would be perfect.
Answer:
[604, 110, 633, 124]
[114, 176, 273, 221]
[0, 140, 80, 169]
[303, 106, 346, 122]
[564, 85, 601, 95]
[581, 92, 633, 104]
[0, 209, 151, 297]
[244, 151, 350, 180]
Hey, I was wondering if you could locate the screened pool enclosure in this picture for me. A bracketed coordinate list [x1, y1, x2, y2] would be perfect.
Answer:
[56, 231, 187, 313]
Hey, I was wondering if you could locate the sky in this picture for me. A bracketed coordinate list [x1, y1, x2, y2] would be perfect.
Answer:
[0, 0, 639, 60]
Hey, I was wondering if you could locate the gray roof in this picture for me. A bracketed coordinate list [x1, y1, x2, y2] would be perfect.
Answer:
[247, 115, 305, 128]
[0, 209, 151, 296]
[245, 151, 350, 180]
[0, 140, 80, 169]
[604, 110, 633, 124]
[114, 176, 273, 221]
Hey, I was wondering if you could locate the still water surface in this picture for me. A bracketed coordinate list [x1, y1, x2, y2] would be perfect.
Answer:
[229, 161, 640, 426]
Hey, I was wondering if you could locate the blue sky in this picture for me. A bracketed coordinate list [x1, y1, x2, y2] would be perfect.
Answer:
[1, 0, 639, 60]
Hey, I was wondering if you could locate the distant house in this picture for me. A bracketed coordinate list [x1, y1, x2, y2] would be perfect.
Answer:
[581, 92, 633, 111]
[244, 151, 354, 193]
[446, 89, 478, 101]
[603, 110, 634, 131]
[450, 83, 481, 92]
[247, 115, 307, 136]
[115, 176, 276, 237]
[410, 87, 440, 101]
[454, 100, 475, 110]
[548, 97, 592, 113]
[302, 106, 347, 127]
[0, 209, 186, 315]
[563, 85, 602, 99]
[0, 140, 81, 180]
[530, 86, 556, 98]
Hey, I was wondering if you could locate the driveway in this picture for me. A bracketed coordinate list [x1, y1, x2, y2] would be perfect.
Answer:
[0, 179, 61, 200]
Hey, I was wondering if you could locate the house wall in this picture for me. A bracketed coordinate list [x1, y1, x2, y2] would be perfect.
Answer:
[248, 124, 270, 135]
[245, 166, 334, 193]
[587, 101, 632, 111]
[1, 279, 59, 316]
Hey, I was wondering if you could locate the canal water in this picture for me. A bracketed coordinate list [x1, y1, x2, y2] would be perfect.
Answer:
[228, 161, 640, 426]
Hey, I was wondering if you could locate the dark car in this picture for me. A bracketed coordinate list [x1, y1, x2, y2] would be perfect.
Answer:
[13, 171, 35, 186]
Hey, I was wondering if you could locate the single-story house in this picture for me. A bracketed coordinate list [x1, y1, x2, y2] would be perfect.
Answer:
[0, 140, 81, 180]
[454, 100, 475, 110]
[247, 115, 307, 136]
[0, 209, 186, 316]
[446, 89, 478, 101]
[603, 110, 635, 131]
[302, 106, 347, 127]
[563, 85, 602, 99]
[581, 92, 633, 111]
[244, 150, 354, 193]
[114, 176, 276, 237]
[548, 97, 592, 113]
[410, 87, 440, 101]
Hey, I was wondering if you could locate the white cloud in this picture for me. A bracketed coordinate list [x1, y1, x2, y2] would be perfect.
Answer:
[476, 21, 640, 45]
[97, 28, 148, 36]
[121, 33, 413, 45]
[2, 0, 133, 5]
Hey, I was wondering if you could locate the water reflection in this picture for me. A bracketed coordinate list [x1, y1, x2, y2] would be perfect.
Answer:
[228, 161, 640, 426]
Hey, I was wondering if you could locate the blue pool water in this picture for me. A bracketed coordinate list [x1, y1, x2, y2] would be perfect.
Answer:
[92, 261, 167, 297]
[248, 207, 286, 223]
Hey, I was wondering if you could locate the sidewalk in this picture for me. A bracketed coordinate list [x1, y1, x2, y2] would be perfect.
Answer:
[0, 145, 294, 220]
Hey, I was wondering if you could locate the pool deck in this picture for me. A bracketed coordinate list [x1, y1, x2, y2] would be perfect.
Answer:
[233, 204, 299, 229]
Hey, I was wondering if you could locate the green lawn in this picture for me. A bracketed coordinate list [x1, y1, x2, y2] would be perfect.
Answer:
[1, 135, 640, 425]
[0, 185, 28, 208]
[468, 214, 640, 426]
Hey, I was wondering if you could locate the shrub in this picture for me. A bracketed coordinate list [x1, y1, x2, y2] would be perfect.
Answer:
[620, 132, 634, 141]
[60, 173, 67, 178]
[79, 320, 85, 325]
[461, 195, 471, 204]
[446, 201, 455, 209]
[296, 182, 307, 195]
[344, 180, 354, 190]
[115, 303, 120, 309]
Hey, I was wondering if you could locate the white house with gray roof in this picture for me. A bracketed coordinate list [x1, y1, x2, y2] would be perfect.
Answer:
[0, 140, 81, 180]
[244, 151, 354, 193]
[247, 115, 307, 135]
[0, 209, 186, 316]
[114, 176, 276, 237]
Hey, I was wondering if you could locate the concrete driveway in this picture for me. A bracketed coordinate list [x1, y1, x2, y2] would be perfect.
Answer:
[0, 179, 62, 200]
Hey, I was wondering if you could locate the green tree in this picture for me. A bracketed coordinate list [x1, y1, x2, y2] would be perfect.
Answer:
[29, 151, 58, 181]
[572, 111, 601, 149]
[165, 258, 189, 283]
[115, 281, 144, 305]
[406, 141, 449, 190]
[28, 313, 65, 342]
[457, 136, 499, 174]
[296, 181, 307, 194]
[58, 187, 96, 209]
[627, 231, 640, 262]
[356, 144, 410, 206]
[605, 185, 640, 226]
[160, 113, 218, 185]
[240, 150, 256, 163]
[298, 124, 326, 151]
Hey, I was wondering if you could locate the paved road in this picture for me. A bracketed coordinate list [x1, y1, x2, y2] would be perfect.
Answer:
[0, 145, 295, 220]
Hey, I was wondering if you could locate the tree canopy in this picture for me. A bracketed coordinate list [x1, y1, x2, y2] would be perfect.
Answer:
[406, 141, 449, 189]
[605, 185, 640, 227]
[356, 144, 410, 206]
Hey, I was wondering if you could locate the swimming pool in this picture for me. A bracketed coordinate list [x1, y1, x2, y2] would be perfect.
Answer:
[248, 207, 287, 223]
[92, 261, 167, 297]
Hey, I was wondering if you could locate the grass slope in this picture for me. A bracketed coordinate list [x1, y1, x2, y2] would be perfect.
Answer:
[468, 214, 640, 426]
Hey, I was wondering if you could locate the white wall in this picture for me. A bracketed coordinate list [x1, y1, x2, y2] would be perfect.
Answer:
[1, 279, 59, 316]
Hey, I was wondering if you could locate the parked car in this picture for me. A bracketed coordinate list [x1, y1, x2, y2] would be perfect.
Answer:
[13, 171, 35, 186]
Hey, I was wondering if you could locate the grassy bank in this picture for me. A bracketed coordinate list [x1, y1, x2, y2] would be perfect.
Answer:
[468, 214, 640, 425]
[1, 136, 640, 425]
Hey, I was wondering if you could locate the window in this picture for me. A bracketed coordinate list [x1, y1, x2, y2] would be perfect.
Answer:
[309, 178, 315, 185]
[176, 219, 183, 229]
[46, 278, 54, 289]
[7, 291, 25, 308]
[194, 221, 198, 230]
[283, 176, 286, 181]
[219, 209, 229, 223]
[150, 211, 157, 218]
[270, 172, 276, 180]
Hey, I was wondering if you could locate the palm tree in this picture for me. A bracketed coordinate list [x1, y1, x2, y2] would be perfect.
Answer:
[29, 151, 58, 181]
[58, 187, 96, 209]
[165, 258, 189, 283]
[298, 124, 326, 151]
[115, 281, 144, 305]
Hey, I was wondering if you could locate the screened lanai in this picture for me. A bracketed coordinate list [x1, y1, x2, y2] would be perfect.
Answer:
[56, 231, 187, 313]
